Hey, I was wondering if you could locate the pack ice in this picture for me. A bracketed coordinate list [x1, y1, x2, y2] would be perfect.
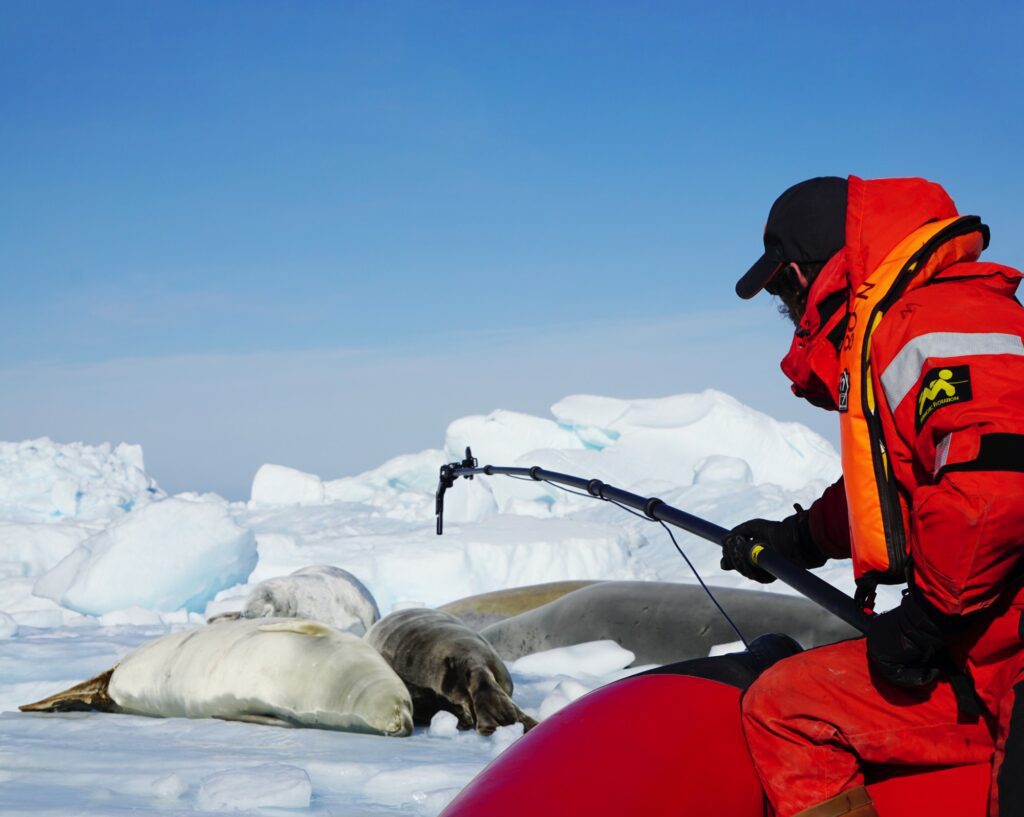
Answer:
[1, 390, 852, 816]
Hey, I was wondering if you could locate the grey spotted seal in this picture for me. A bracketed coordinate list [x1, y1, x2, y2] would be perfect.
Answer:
[437, 580, 597, 630]
[365, 608, 537, 735]
[21, 617, 413, 736]
[240, 565, 380, 635]
[480, 581, 858, 666]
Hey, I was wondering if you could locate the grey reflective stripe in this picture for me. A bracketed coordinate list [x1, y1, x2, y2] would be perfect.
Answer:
[880, 332, 1024, 409]
[934, 432, 952, 477]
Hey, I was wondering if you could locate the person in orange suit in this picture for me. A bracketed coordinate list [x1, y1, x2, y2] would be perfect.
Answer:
[724, 176, 1024, 816]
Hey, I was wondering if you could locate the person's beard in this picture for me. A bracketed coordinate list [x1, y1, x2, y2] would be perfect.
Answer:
[776, 289, 808, 327]
[771, 277, 810, 327]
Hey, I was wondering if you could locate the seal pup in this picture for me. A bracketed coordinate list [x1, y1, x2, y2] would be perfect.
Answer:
[437, 580, 597, 630]
[365, 608, 537, 735]
[480, 581, 859, 666]
[21, 617, 413, 736]
[240, 565, 380, 635]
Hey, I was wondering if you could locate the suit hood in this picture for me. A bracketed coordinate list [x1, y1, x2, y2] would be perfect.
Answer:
[845, 175, 959, 288]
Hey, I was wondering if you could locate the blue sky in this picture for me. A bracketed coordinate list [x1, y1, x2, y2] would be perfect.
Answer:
[2, 1, 1023, 497]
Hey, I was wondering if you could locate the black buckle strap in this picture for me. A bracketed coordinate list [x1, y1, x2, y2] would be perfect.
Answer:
[941, 433, 1024, 477]
[940, 656, 985, 721]
[855, 578, 878, 615]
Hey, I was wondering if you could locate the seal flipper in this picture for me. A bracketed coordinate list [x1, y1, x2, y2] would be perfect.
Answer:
[19, 667, 119, 713]
[468, 666, 538, 736]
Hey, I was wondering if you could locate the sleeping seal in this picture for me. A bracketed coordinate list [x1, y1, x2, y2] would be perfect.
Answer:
[21, 617, 413, 736]
[437, 580, 597, 630]
[365, 608, 537, 735]
[241, 565, 380, 634]
[480, 581, 859, 666]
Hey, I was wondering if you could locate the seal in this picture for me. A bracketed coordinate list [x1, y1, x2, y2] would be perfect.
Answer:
[479, 581, 859, 665]
[365, 608, 537, 735]
[241, 565, 380, 635]
[20, 617, 413, 736]
[437, 580, 597, 630]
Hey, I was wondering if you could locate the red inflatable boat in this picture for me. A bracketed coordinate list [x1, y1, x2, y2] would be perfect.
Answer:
[439, 636, 989, 817]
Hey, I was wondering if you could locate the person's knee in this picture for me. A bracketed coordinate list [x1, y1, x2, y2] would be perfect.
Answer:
[745, 643, 865, 724]
[743, 648, 835, 727]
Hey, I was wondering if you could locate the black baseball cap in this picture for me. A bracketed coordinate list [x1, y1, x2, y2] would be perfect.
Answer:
[736, 176, 848, 299]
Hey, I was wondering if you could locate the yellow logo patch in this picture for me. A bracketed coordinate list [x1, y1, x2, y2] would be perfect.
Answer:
[916, 365, 972, 430]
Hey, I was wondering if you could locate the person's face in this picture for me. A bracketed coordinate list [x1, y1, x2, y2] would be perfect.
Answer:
[766, 263, 811, 327]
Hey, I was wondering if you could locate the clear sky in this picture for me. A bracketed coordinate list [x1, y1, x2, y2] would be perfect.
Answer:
[2, 1, 1023, 497]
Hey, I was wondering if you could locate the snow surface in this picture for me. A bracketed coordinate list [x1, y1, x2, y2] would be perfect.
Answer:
[250, 464, 325, 507]
[510, 639, 636, 678]
[0, 390, 884, 815]
[195, 763, 313, 811]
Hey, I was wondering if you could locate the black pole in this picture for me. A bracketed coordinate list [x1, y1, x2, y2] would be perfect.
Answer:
[441, 461, 870, 635]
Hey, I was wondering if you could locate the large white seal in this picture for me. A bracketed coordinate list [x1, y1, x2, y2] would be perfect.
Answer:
[21, 618, 413, 736]
[366, 608, 536, 735]
[479, 581, 858, 665]
[242, 565, 380, 635]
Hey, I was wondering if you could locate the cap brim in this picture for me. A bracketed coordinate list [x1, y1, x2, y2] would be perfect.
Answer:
[735, 254, 783, 299]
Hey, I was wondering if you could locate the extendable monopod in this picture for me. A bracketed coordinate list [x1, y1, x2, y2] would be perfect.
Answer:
[435, 448, 871, 635]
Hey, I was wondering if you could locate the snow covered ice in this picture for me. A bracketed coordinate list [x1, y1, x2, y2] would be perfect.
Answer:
[34, 495, 257, 616]
[195, 763, 313, 811]
[510, 639, 637, 678]
[0, 438, 161, 523]
[0, 390, 874, 816]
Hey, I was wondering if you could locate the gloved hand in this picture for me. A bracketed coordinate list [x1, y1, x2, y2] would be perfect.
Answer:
[866, 591, 952, 688]
[720, 505, 826, 584]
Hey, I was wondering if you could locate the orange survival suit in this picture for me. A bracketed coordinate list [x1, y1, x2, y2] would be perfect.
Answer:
[741, 176, 1024, 816]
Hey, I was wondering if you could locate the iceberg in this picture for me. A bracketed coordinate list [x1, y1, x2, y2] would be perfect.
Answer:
[34, 495, 256, 615]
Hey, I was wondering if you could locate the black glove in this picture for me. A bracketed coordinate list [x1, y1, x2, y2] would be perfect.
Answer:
[720, 505, 826, 584]
[866, 591, 954, 688]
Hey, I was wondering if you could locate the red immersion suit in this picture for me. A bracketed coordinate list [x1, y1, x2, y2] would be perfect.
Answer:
[741, 177, 1024, 816]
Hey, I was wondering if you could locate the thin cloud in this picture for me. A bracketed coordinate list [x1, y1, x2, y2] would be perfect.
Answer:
[0, 309, 833, 500]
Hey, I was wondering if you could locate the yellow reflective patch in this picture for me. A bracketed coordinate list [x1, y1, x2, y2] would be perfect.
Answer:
[918, 368, 958, 412]
[916, 365, 972, 430]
